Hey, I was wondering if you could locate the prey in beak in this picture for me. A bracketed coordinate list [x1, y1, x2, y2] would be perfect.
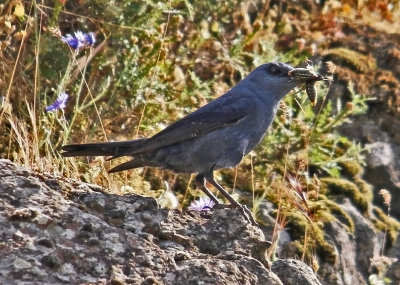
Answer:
[288, 67, 325, 106]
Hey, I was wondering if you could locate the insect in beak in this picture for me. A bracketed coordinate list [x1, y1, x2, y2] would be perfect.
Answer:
[288, 67, 325, 106]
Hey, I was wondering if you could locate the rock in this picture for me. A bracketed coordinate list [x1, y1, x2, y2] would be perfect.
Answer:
[366, 142, 394, 168]
[339, 121, 400, 219]
[364, 142, 400, 219]
[340, 198, 383, 277]
[386, 260, 400, 283]
[348, 128, 400, 219]
[272, 259, 323, 285]
[0, 159, 321, 284]
[317, 220, 365, 285]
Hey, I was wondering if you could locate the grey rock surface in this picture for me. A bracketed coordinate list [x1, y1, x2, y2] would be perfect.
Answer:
[386, 260, 400, 283]
[320, 221, 364, 285]
[0, 159, 323, 285]
[340, 198, 383, 278]
[272, 259, 323, 285]
[339, 117, 400, 220]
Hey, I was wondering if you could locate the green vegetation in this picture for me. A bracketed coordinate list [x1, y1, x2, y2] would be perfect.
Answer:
[1, 0, 398, 271]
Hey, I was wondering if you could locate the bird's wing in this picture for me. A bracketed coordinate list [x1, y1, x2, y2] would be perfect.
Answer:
[131, 95, 255, 154]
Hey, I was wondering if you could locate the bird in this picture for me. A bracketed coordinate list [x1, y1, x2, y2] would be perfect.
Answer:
[62, 62, 323, 225]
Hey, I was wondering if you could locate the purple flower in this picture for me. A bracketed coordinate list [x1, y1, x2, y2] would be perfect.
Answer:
[46, 92, 68, 112]
[73, 31, 86, 46]
[61, 34, 80, 49]
[84, 32, 96, 46]
[188, 197, 216, 211]
[61, 31, 96, 49]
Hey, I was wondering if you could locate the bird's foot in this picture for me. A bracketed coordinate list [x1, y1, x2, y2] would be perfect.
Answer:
[236, 203, 259, 226]
[213, 202, 258, 226]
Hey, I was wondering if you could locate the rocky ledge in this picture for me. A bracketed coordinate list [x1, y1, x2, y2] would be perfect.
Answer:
[0, 159, 321, 285]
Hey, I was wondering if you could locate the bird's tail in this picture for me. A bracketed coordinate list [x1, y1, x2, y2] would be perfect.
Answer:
[61, 139, 147, 158]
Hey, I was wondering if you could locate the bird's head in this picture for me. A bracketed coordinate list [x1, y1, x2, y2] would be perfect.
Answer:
[243, 62, 323, 101]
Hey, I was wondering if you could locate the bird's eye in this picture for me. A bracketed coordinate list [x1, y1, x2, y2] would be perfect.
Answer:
[267, 64, 282, 76]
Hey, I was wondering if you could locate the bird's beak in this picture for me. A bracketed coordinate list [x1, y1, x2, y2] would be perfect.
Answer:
[288, 68, 324, 83]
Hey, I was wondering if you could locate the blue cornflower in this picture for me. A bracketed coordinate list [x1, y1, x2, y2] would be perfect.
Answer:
[73, 31, 86, 46]
[46, 91, 69, 112]
[61, 31, 96, 49]
[61, 33, 80, 49]
[84, 32, 96, 46]
[188, 196, 216, 211]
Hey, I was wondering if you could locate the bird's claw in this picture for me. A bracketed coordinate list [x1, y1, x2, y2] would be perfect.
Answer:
[213, 202, 259, 226]
[238, 204, 259, 226]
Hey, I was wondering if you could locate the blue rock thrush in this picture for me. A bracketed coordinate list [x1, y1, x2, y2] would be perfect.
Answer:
[62, 62, 323, 225]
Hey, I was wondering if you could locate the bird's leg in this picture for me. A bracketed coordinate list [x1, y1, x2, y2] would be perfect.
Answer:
[195, 174, 223, 206]
[204, 171, 259, 226]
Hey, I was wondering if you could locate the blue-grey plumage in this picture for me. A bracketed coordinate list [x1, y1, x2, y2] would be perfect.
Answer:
[62, 62, 323, 225]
